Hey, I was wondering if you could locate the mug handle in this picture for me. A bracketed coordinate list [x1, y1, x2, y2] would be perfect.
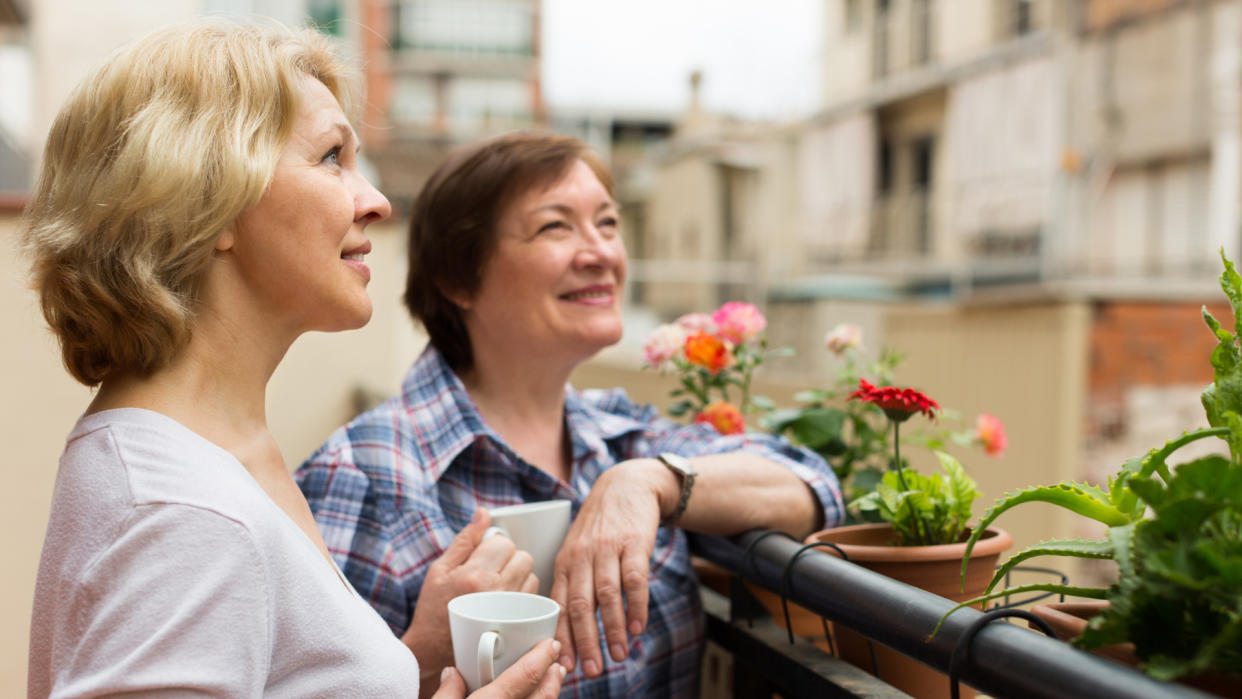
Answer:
[477, 630, 503, 686]
[482, 526, 509, 541]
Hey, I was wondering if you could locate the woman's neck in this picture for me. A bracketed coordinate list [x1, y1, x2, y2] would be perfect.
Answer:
[87, 304, 295, 475]
[460, 354, 574, 482]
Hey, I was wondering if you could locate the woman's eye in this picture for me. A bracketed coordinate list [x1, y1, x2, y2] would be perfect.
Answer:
[598, 216, 619, 228]
[537, 221, 567, 235]
[321, 146, 342, 166]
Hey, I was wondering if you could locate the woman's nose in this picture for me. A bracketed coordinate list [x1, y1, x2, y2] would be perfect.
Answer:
[354, 173, 392, 224]
[576, 224, 624, 268]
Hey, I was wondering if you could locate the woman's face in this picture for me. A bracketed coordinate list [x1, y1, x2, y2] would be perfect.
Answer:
[461, 159, 626, 369]
[221, 76, 390, 335]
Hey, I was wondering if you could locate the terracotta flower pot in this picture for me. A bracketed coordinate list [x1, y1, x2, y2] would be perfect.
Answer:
[803, 523, 1014, 699]
[1029, 601, 1242, 697]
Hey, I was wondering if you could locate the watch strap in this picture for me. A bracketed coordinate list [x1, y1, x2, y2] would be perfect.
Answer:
[656, 452, 697, 527]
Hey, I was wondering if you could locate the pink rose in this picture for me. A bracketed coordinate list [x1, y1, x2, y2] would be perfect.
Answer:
[642, 324, 687, 370]
[824, 323, 863, 355]
[674, 312, 716, 334]
[975, 413, 1008, 457]
[711, 302, 766, 344]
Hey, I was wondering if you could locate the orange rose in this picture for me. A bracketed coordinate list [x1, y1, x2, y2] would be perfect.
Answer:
[683, 331, 734, 373]
[694, 401, 745, 435]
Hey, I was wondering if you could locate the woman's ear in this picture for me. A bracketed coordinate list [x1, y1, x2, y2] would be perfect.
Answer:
[214, 228, 235, 252]
[437, 281, 472, 310]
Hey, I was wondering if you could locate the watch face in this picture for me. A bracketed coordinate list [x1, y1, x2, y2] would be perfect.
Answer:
[659, 453, 695, 476]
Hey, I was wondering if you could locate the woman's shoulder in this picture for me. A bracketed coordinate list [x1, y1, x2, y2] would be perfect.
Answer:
[65, 408, 274, 520]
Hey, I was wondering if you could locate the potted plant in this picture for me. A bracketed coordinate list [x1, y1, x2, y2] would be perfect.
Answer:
[799, 379, 1011, 699]
[935, 251, 1242, 694]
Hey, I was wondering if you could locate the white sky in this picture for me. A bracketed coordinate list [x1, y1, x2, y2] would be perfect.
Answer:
[541, 0, 824, 121]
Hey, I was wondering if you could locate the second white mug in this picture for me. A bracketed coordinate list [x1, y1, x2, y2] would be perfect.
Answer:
[483, 499, 572, 596]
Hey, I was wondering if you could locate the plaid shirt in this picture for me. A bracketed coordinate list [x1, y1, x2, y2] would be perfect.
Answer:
[296, 346, 843, 698]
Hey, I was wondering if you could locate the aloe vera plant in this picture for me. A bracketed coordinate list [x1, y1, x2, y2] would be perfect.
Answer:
[933, 250, 1242, 682]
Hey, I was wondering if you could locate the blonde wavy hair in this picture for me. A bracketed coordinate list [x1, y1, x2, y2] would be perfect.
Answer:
[23, 19, 358, 386]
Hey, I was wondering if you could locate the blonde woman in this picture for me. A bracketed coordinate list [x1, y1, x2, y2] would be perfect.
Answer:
[24, 21, 562, 698]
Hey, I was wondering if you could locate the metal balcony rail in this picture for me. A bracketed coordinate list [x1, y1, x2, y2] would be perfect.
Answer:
[692, 530, 1214, 699]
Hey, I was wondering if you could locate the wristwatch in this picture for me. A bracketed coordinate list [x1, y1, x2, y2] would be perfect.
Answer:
[656, 452, 697, 527]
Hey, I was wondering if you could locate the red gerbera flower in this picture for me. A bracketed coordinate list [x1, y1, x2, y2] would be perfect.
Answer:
[849, 378, 939, 423]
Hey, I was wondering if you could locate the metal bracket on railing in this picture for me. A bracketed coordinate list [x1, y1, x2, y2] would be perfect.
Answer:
[948, 609, 1057, 699]
[990, 565, 1071, 610]
[778, 542, 842, 650]
[741, 531, 797, 629]
[777, 540, 882, 677]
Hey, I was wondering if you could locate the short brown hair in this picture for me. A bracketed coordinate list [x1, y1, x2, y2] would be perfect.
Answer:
[22, 19, 356, 386]
[403, 131, 613, 372]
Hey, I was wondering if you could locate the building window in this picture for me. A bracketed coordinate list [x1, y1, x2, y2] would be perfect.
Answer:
[1007, 0, 1034, 37]
[390, 76, 439, 125]
[845, 0, 863, 32]
[393, 0, 533, 56]
[447, 77, 532, 131]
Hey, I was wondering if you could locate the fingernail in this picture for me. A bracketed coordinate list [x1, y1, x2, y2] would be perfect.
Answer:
[441, 666, 453, 682]
[552, 640, 562, 655]
[559, 654, 573, 669]
[611, 643, 626, 660]
[558, 664, 568, 677]
[629, 620, 642, 636]
[585, 659, 599, 675]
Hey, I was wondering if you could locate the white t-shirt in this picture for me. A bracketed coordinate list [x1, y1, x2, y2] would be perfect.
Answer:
[29, 408, 421, 698]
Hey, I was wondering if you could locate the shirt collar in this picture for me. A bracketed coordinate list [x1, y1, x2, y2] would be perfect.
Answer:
[399, 345, 505, 483]
[562, 385, 653, 462]
[402, 345, 654, 482]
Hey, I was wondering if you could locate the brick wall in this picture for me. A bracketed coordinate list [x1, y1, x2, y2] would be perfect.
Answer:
[1086, 299, 1230, 441]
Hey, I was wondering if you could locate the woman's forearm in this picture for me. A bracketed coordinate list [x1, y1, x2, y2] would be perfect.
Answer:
[632, 453, 824, 538]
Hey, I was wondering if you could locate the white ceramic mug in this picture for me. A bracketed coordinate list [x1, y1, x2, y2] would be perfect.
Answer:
[447, 591, 561, 692]
[482, 499, 572, 596]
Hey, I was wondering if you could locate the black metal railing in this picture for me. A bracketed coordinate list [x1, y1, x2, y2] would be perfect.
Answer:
[692, 531, 1214, 699]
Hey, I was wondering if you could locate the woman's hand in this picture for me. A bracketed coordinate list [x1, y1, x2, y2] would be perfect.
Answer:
[405, 508, 539, 698]
[430, 638, 567, 699]
[548, 459, 679, 677]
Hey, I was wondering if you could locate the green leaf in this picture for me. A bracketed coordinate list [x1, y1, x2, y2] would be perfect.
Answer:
[936, 450, 979, 531]
[749, 394, 775, 412]
[667, 400, 693, 417]
[787, 407, 846, 450]
[1107, 522, 1137, 583]
[984, 538, 1114, 595]
[960, 482, 1141, 587]
[793, 389, 828, 403]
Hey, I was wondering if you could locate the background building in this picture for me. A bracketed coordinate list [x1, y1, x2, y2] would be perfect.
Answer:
[612, 0, 1238, 585]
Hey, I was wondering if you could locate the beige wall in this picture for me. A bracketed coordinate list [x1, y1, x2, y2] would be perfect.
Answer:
[30, 0, 199, 158]
[1, 211, 91, 694]
[643, 153, 724, 315]
[884, 301, 1090, 560]
[2, 213, 420, 696]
